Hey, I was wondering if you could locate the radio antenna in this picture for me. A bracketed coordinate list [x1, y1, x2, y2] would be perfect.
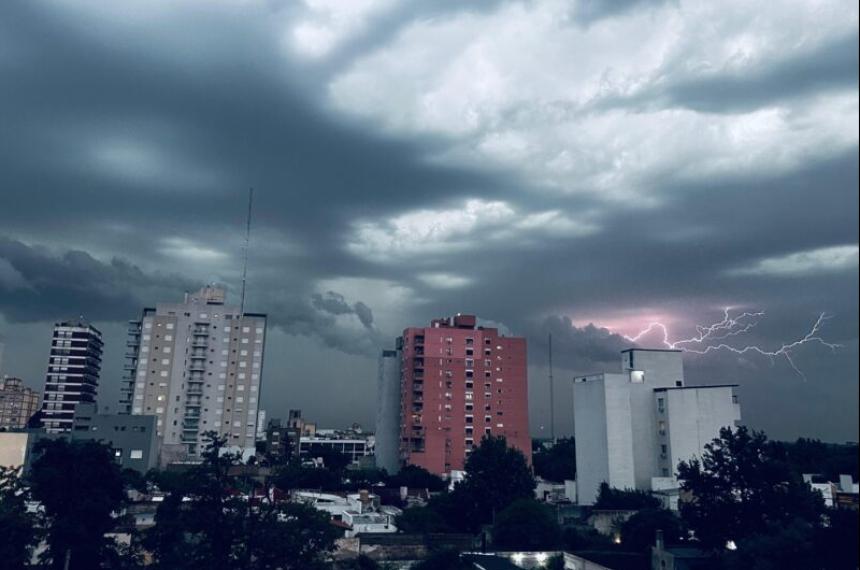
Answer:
[549, 332, 555, 442]
[240, 187, 254, 315]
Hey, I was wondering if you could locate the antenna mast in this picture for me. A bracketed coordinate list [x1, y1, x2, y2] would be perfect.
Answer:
[549, 332, 555, 442]
[240, 187, 254, 315]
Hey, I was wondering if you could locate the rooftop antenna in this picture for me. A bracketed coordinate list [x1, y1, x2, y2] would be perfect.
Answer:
[240, 187, 254, 315]
[548, 332, 555, 442]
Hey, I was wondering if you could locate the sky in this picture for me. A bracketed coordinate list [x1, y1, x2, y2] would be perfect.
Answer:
[0, 0, 857, 442]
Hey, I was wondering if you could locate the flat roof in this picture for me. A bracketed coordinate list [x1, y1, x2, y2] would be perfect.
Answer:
[620, 348, 682, 353]
[653, 384, 739, 392]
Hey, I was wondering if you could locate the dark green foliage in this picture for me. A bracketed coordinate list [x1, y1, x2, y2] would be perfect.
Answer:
[769, 438, 859, 481]
[311, 446, 351, 473]
[814, 508, 860, 570]
[275, 460, 342, 492]
[593, 482, 660, 510]
[412, 549, 471, 570]
[546, 554, 565, 570]
[677, 426, 826, 551]
[456, 435, 536, 527]
[145, 432, 337, 570]
[388, 464, 446, 492]
[617, 508, 685, 553]
[0, 466, 40, 570]
[533, 437, 576, 483]
[722, 518, 818, 570]
[29, 438, 127, 570]
[491, 499, 561, 550]
[396, 504, 454, 534]
[338, 554, 387, 570]
[561, 526, 615, 551]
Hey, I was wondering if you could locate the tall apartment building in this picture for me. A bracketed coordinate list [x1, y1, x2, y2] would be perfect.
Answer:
[122, 286, 266, 462]
[0, 377, 40, 430]
[399, 314, 530, 475]
[39, 319, 103, 433]
[375, 348, 402, 474]
[573, 348, 741, 505]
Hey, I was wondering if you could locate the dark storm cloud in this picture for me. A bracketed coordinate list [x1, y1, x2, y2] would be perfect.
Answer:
[526, 316, 633, 370]
[0, 236, 197, 322]
[0, 0, 856, 440]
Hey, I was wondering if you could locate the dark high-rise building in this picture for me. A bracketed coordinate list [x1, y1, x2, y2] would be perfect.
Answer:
[39, 319, 103, 433]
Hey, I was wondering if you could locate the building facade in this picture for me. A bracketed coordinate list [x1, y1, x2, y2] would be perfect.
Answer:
[573, 349, 741, 505]
[375, 348, 402, 474]
[40, 319, 103, 433]
[399, 314, 530, 475]
[0, 377, 40, 430]
[71, 403, 160, 473]
[122, 286, 266, 462]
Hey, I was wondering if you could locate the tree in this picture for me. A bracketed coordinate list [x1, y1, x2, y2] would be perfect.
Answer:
[722, 518, 818, 570]
[617, 508, 685, 553]
[388, 465, 446, 492]
[275, 460, 341, 492]
[146, 432, 338, 570]
[815, 508, 860, 570]
[396, 505, 453, 534]
[593, 482, 660, 510]
[533, 437, 576, 483]
[412, 549, 471, 570]
[491, 499, 561, 550]
[338, 554, 389, 570]
[0, 466, 40, 569]
[677, 426, 826, 551]
[455, 435, 535, 527]
[29, 438, 127, 570]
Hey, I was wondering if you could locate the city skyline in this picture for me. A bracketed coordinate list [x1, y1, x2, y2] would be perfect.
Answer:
[0, 0, 857, 442]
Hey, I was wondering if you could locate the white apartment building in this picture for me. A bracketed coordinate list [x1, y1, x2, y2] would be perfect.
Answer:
[573, 349, 741, 505]
[122, 286, 266, 463]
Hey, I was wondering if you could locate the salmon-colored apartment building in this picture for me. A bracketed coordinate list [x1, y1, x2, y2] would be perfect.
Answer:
[398, 314, 530, 475]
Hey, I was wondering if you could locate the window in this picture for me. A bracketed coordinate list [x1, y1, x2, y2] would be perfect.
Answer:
[657, 398, 665, 412]
[130, 450, 143, 460]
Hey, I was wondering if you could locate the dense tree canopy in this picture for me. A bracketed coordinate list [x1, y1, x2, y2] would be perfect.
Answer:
[145, 432, 338, 570]
[29, 438, 127, 570]
[491, 499, 561, 551]
[593, 482, 661, 510]
[617, 508, 686, 552]
[677, 426, 826, 551]
[0, 466, 40, 570]
[533, 437, 577, 483]
[456, 435, 536, 524]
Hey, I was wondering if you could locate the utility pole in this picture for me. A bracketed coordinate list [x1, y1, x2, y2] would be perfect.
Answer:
[240, 187, 254, 316]
[549, 332, 555, 443]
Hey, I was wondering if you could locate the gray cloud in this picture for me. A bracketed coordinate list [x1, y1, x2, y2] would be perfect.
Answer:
[0, 0, 856, 441]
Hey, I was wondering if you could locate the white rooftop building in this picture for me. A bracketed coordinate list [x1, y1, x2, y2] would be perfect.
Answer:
[573, 349, 741, 505]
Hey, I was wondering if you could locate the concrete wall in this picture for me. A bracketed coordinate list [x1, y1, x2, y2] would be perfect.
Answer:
[375, 348, 402, 474]
[0, 432, 30, 470]
[573, 375, 610, 505]
[663, 386, 740, 476]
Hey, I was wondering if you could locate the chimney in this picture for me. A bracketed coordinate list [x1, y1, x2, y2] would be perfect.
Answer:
[655, 529, 665, 552]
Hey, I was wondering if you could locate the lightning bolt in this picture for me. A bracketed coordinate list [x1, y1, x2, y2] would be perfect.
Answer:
[621, 309, 841, 380]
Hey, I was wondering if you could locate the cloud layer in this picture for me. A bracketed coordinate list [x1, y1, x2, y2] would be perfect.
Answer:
[0, 0, 857, 441]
